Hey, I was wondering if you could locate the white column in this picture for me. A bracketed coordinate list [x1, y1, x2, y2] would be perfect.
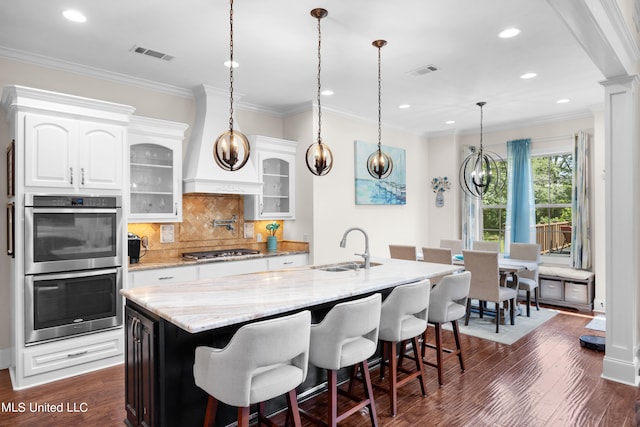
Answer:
[601, 75, 640, 386]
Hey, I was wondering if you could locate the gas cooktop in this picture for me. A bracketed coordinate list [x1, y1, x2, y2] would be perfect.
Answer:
[182, 249, 261, 261]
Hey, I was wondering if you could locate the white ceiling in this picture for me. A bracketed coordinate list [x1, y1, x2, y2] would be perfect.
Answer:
[0, 0, 605, 136]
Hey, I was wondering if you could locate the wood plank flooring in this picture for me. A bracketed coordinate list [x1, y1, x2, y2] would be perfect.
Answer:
[0, 309, 638, 427]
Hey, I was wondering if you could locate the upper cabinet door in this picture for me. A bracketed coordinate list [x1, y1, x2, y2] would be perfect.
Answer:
[24, 114, 76, 188]
[128, 116, 188, 223]
[78, 123, 124, 190]
[24, 113, 125, 191]
[244, 136, 297, 220]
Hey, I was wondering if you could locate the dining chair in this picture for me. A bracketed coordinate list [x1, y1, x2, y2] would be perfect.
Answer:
[423, 271, 471, 386]
[473, 240, 500, 252]
[439, 239, 463, 255]
[421, 247, 452, 265]
[506, 242, 540, 317]
[462, 250, 518, 333]
[389, 244, 417, 260]
[193, 310, 311, 427]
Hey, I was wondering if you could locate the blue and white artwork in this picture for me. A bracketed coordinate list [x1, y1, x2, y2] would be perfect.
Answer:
[354, 140, 406, 205]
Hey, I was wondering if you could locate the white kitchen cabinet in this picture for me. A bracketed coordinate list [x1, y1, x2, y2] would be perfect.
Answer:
[198, 258, 269, 279]
[128, 116, 188, 222]
[128, 265, 198, 288]
[267, 253, 308, 270]
[244, 136, 297, 220]
[24, 113, 125, 190]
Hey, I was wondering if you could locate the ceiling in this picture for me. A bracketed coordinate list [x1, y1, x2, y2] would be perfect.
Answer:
[0, 0, 605, 136]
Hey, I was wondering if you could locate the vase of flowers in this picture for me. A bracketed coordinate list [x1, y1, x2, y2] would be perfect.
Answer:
[266, 222, 280, 252]
[431, 176, 451, 207]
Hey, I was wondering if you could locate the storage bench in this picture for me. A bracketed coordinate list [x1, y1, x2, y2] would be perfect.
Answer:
[538, 265, 595, 312]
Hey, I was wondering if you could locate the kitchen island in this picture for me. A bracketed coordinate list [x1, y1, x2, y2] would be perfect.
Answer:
[120, 257, 461, 427]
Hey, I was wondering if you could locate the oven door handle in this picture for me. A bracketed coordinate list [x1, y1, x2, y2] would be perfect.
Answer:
[29, 268, 119, 282]
[29, 208, 119, 215]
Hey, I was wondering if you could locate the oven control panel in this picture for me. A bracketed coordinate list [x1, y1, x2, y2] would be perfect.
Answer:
[27, 194, 121, 208]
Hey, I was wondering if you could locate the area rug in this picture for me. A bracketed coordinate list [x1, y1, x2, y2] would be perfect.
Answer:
[443, 307, 558, 345]
[585, 314, 606, 332]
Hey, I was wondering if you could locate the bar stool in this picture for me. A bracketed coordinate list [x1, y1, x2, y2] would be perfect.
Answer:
[306, 293, 381, 427]
[377, 279, 430, 416]
[193, 310, 311, 427]
[422, 272, 471, 386]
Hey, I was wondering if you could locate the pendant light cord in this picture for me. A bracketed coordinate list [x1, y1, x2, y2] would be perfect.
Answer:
[228, 0, 235, 133]
[377, 45, 382, 151]
[316, 14, 322, 145]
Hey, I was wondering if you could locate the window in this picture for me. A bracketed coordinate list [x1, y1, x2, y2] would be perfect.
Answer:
[480, 153, 573, 256]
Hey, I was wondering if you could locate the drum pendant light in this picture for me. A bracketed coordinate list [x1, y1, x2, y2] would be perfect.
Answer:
[366, 40, 393, 180]
[459, 102, 504, 198]
[305, 8, 334, 176]
[213, 0, 250, 172]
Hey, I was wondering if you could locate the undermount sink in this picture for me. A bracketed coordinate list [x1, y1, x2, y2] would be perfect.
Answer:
[312, 261, 382, 272]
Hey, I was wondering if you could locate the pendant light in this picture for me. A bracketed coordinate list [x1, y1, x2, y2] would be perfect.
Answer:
[213, 0, 250, 172]
[459, 102, 504, 198]
[366, 40, 393, 180]
[305, 8, 334, 176]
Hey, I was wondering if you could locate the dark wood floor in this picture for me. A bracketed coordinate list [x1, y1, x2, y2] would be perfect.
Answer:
[0, 308, 638, 427]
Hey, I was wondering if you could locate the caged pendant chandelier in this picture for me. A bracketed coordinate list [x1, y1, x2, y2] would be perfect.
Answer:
[305, 8, 334, 176]
[366, 40, 393, 180]
[213, 0, 250, 172]
[459, 102, 504, 198]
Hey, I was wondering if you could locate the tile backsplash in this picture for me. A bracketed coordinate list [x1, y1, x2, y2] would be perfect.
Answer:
[127, 194, 284, 259]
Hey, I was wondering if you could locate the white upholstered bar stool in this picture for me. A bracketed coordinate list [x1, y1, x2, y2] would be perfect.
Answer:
[422, 272, 471, 386]
[193, 310, 311, 427]
[306, 294, 381, 427]
[377, 279, 430, 416]
[506, 242, 540, 317]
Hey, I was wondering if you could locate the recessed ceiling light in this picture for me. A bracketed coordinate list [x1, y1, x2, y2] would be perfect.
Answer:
[224, 60, 239, 68]
[62, 9, 87, 23]
[520, 72, 537, 79]
[445, 120, 455, 125]
[498, 28, 520, 38]
[398, 104, 411, 109]
[321, 90, 334, 96]
[557, 99, 570, 104]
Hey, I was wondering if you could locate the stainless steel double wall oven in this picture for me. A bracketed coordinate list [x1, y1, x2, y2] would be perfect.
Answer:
[24, 194, 123, 345]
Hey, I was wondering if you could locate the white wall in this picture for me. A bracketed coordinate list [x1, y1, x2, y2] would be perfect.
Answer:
[285, 107, 430, 264]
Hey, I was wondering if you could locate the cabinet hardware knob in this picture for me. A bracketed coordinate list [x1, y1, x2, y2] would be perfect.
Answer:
[158, 276, 174, 280]
[66, 350, 89, 358]
[81, 168, 85, 185]
[69, 167, 73, 184]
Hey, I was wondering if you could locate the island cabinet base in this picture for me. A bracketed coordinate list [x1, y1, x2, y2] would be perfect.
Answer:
[123, 297, 386, 427]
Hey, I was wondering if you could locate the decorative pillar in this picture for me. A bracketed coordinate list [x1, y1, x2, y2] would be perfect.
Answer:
[601, 75, 640, 386]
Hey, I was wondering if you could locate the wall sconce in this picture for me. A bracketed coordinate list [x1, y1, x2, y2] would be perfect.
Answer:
[431, 176, 451, 207]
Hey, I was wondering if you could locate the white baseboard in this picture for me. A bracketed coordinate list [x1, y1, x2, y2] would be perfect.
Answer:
[0, 347, 11, 370]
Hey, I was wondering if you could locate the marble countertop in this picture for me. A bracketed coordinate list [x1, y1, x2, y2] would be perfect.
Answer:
[121, 257, 461, 334]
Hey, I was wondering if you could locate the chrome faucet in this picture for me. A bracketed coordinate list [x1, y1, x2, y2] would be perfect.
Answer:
[340, 227, 370, 269]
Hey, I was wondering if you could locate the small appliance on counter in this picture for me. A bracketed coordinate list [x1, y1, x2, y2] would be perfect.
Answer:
[128, 232, 141, 264]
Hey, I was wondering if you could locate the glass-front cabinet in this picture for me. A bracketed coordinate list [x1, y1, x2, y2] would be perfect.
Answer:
[244, 136, 297, 220]
[128, 116, 188, 223]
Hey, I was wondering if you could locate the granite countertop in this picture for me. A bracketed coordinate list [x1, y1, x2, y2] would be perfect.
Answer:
[128, 248, 308, 272]
[121, 257, 462, 334]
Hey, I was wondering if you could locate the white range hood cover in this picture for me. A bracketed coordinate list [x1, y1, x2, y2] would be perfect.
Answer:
[183, 84, 262, 195]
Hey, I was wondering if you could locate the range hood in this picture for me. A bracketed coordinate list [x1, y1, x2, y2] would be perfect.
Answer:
[183, 85, 262, 195]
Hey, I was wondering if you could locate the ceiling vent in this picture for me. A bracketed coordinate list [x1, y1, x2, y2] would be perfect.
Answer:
[130, 45, 174, 62]
[408, 64, 439, 77]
